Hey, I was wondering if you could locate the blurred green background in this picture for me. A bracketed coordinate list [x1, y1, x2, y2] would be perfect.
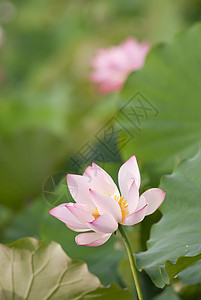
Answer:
[0, 1, 201, 299]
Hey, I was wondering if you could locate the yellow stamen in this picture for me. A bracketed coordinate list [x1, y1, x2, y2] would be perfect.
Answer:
[92, 207, 100, 219]
[91, 195, 129, 223]
[115, 195, 129, 223]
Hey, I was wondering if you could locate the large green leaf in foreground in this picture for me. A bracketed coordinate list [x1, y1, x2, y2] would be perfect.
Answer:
[0, 238, 132, 300]
[119, 23, 201, 183]
[135, 150, 201, 288]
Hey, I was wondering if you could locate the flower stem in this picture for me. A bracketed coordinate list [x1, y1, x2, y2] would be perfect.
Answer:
[118, 224, 144, 300]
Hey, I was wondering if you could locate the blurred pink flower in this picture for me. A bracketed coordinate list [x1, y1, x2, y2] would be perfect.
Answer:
[49, 155, 166, 247]
[89, 38, 150, 94]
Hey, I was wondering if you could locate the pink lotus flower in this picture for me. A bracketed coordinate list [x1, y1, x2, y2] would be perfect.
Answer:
[90, 38, 150, 94]
[49, 155, 166, 247]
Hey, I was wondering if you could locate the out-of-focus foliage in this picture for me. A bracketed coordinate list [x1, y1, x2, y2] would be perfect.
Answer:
[178, 261, 201, 285]
[119, 23, 201, 186]
[0, 0, 122, 210]
[0, 0, 200, 207]
[152, 286, 179, 300]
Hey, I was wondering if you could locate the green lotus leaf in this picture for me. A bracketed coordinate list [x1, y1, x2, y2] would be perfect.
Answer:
[119, 23, 201, 185]
[0, 237, 132, 299]
[134, 150, 201, 288]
